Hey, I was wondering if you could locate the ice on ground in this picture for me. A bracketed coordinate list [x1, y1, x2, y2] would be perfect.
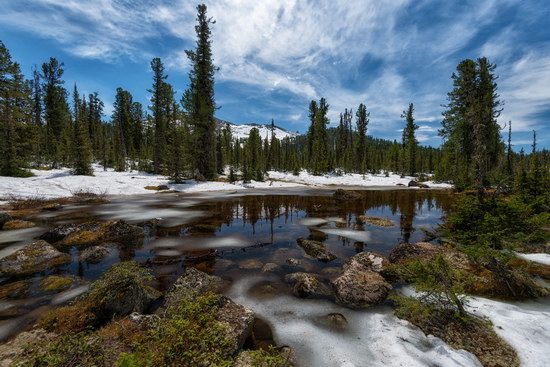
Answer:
[319, 228, 371, 242]
[517, 253, 550, 266]
[226, 275, 481, 367]
[152, 235, 251, 251]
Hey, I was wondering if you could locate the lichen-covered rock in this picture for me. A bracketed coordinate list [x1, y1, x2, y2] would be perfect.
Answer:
[296, 238, 337, 262]
[163, 267, 222, 310]
[332, 269, 391, 309]
[217, 296, 255, 350]
[333, 189, 361, 201]
[344, 251, 390, 274]
[284, 272, 333, 298]
[79, 245, 109, 263]
[261, 262, 281, 273]
[40, 220, 143, 247]
[0, 240, 70, 276]
[0, 211, 12, 229]
[2, 220, 35, 230]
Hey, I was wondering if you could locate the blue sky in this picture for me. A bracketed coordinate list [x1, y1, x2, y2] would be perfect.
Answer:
[1, 0, 549, 149]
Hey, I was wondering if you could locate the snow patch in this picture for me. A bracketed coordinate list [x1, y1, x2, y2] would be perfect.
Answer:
[517, 253, 550, 266]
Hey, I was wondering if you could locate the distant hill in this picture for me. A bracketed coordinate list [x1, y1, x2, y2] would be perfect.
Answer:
[215, 118, 299, 140]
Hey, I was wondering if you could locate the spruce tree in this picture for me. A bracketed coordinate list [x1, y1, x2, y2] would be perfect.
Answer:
[72, 89, 93, 175]
[401, 103, 418, 176]
[182, 4, 217, 180]
[149, 58, 168, 174]
[355, 103, 369, 173]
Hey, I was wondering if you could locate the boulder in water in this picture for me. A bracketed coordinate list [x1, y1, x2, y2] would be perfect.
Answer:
[0, 240, 70, 276]
[284, 272, 333, 298]
[296, 238, 336, 262]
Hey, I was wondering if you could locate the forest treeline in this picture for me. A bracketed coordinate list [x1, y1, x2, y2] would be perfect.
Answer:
[0, 4, 548, 194]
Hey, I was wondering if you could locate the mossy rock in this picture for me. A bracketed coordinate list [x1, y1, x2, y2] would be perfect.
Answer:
[40, 275, 75, 292]
[2, 219, 36, 230]
[358, 215, 394, 227]
[0, 211, 12, 229]
[39, 261, 160, 333]
[0, 279, 31, 300]
[0, 240, 70, 277]
[42, 220, 144, 247]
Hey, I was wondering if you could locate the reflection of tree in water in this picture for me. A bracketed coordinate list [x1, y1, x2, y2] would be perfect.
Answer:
[184, 191, 453, 244]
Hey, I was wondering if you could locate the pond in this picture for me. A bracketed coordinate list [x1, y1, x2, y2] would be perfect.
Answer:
[2, 189, 480, 366]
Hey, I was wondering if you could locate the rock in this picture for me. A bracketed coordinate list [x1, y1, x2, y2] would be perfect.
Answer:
[332, 269, 391, 309]
[408, 180, 419, 187]
[418, 183, 430, 188]
[320, 266, 341, 279]
[144, 185, 170, 191]
[0, 329, 56, 367]
[0, 240, 70, 276]
[333, 189, 362, 201]
[286, 258, 301, 266]
[217, 296, 255, 350]
[314, 312, 348, 331]
[284, 272, 333, 298]
[330, 251, 392, 309]
[129, 312, 161, 329]
[344, 251, 390, 274]
[2, 219, 35, 230]
[0, 212, 12, 229]
[358, 215, 394, 227]
[296, 238, 337, 262]
[41, 220, 143, 247]
[163, 267, 222, 310]
[79, 245, 109, 263]
[261, 262, 281, 273]
[388, 242, 443, 263]
[0, 279, 31, 300]
[239, 258, 263, 270]
[40, 275, 75, 292]
[42, 203, 62, 211]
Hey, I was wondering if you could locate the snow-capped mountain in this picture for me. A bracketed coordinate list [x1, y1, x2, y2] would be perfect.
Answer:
[216, 118, 299, 140]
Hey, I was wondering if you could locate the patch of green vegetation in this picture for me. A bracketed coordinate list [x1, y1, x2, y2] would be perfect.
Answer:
[117, 292, 235, 367]
[40, 275, 73, 292]
[244, 347, 292, 367]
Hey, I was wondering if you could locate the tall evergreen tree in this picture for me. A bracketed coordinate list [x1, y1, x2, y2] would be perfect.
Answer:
[149, 58, 168, 174]
[401, 103, 418, 176]
[355, 103, 369, 173]
[182, 4, 217, 180]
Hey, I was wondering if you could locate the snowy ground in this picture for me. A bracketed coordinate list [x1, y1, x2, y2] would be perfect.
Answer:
[267, 170, 452, 188]
[0, 165, 451, 199]
[518, 253, 550, 266]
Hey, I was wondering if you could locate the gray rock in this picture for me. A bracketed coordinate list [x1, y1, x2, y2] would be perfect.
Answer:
[284, 272, 333, 298]
[163, 267, 222, 310]
[0, 240, 70, 276]
[261, 262, 281, 273]
[296, 238, 337, 263]
[343, 251, 390, 274]
[79, 245, 109, 263]
[332, 269, 391, 309]
[0, 212, 13, 229]
[408, 180, 419, 187]
[286, 258, 301, 266]
[314, 312, 348, 331]
[217, 296, 255, 350]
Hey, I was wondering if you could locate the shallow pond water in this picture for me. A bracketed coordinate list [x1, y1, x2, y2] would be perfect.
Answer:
[1, 189, 469, 365]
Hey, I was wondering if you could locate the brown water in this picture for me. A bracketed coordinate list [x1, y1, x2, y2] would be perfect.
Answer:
[0, 189, 453, 344]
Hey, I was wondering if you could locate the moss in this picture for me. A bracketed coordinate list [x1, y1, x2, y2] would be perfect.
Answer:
[243, 348, 293, 367]
[0, 280, 30, 300]
[509, 257, 550, 280]
[40, 275, 74, 292]
[392, 295, 520, 367]
[2, 219, 35, 230]
[39, 299, 98, 333]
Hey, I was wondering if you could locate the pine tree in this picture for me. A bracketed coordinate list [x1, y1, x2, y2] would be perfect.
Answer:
[72, 89, 93, 176]
[401, 103, 418, 176]
[355, 103, 369, 173]
[182, 4, 217, 180]
[149, 58, 168, 174]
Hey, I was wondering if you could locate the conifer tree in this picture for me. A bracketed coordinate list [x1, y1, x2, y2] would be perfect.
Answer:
[41, 57, 71, 168]
[72, 88, 93, 175]
[150, 58, 168, 174]
[355, 103, 369, 173]
[401, 103, 418, 176]
[182, 4, 217, 180]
